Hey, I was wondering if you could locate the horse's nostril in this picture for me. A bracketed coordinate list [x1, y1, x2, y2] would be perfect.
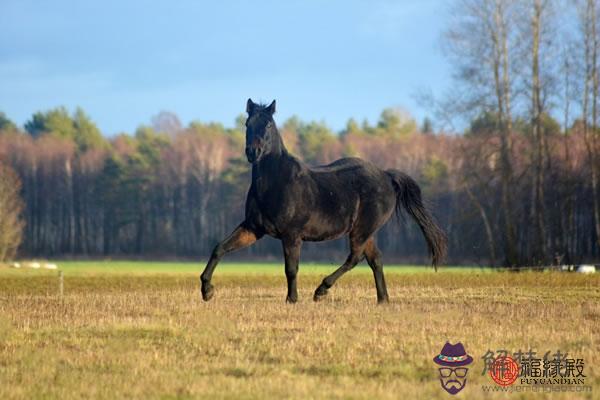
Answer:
[245, 148, 255, 162]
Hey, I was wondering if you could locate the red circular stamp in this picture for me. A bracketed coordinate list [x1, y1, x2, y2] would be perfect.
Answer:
[489, 356, 519, 386]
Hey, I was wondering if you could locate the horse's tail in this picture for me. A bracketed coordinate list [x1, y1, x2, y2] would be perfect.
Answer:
[385, 169, 447, 271]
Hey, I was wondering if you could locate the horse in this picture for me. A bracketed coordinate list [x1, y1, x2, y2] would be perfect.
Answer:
[200, 99, 447, 303]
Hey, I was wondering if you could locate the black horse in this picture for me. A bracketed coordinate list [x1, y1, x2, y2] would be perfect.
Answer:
[200, 99, 447, 303]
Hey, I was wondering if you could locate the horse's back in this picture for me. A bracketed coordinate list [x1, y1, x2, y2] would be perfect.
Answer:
[308, 157, 391, 192]
[309, 157, 368, 174]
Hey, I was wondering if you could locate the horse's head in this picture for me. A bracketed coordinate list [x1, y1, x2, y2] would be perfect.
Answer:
[245, 98, 279, 163]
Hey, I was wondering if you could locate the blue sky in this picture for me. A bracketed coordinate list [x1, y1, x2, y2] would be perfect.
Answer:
[0, 0, 449, 135]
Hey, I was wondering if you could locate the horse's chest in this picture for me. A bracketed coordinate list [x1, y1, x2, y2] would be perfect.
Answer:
[252, 184, 307, 233]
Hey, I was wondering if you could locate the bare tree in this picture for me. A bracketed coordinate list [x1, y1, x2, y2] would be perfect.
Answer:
[460, 136, 499, 266]
[579, 0, 600, 249]
[0, 163, 24, 261]
[442, 0, 520, 265]
[528, 0, 549, 263]
[557, 38, 578, 261]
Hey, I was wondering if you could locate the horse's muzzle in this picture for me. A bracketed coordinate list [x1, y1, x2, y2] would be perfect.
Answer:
[245, 147, 262, 163]
[245, 147, 255, 163]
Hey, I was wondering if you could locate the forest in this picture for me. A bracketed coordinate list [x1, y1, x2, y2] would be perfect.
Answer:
[1, 0, 600, 267]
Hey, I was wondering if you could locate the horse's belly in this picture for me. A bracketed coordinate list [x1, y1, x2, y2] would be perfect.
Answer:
[302, 229, 346, 242]
[300, 210, 355, 241]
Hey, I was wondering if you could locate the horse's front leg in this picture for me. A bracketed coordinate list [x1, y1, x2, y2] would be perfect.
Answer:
[282, 237, 302, 303]
[200, 223, 261, 301]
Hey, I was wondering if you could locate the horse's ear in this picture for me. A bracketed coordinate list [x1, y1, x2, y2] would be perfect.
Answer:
[246, 98, 256, 115]
[266, 100, 276, 115]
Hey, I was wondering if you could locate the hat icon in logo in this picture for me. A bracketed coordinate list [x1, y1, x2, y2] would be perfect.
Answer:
[433, 342, 473, 395]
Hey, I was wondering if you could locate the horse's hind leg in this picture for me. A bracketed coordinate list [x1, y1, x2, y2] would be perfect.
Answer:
[313, 234, 368, 302]
[364, 237, 389, 303]
[200, 223, 261, 301]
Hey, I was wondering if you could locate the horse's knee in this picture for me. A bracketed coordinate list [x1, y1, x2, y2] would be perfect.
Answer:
[369, 257, 383, 271]
[285, 261, 298, 277]
[211, 243, 225, 259]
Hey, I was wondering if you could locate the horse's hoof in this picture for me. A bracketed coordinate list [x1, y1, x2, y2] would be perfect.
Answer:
[201, 283, 215, 301]
[286, 295, 298, 304]
[377, 297, 390, 304]
[313, 286, 328, 302]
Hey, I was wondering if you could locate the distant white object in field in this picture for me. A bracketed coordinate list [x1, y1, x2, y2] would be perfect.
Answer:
[576, 265, 596, 274]
[13, 261, 58, 270]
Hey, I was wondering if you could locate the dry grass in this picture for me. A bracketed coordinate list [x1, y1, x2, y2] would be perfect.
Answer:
[0, 265, 598, 399]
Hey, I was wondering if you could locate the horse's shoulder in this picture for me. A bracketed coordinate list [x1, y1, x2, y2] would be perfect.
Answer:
[284, 154, 309, 178]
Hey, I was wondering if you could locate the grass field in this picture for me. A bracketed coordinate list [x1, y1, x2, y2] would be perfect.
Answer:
[0, 261, 598, 399]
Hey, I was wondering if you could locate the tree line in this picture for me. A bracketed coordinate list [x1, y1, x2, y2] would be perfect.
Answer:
[1, 0, 599, 266]
[428, 0, 600, 265]
[0, 101, 596, 266]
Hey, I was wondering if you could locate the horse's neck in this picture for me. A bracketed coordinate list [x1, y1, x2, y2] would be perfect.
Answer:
[252, 151, 293, 188]
[269, 130, 286, 156]
[251, 126, 294, 194]
[252, 130, 289, 181]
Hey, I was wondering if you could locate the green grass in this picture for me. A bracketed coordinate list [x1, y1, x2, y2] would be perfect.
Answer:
[5, 260, 489, 276]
